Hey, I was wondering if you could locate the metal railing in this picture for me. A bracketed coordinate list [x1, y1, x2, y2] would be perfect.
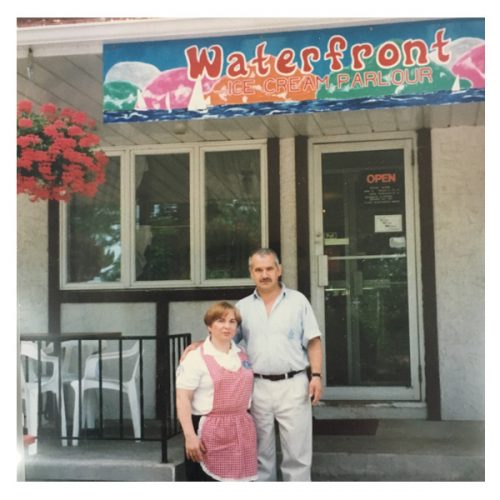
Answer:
[19, 333, 191, 463]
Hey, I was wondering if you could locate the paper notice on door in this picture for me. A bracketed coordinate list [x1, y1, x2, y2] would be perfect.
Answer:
[374, 214, 403, 233]
[389, 236, 406, 248]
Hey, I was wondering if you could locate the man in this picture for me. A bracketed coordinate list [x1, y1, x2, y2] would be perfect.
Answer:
[235, 248, 323, 481]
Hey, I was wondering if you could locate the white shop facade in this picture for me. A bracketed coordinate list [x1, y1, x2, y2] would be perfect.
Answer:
[17, 17, 485, 422]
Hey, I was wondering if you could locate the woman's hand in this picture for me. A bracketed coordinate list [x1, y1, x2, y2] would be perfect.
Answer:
[185, 434, 206, 462]
[177, 389, 206, 462]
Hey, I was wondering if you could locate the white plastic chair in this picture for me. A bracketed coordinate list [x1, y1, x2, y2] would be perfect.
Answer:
[20, 341, 68, 455]
[70, 341, 142, 445]
[54, 339, 105, 383]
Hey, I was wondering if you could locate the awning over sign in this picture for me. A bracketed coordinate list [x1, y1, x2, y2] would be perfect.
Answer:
[102, 18, 484, 124]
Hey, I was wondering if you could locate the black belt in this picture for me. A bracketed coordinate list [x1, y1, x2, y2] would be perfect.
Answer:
[254, 369, 305, 381]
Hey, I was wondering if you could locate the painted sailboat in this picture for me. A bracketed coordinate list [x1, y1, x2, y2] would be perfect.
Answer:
[188, 77, 208, 112]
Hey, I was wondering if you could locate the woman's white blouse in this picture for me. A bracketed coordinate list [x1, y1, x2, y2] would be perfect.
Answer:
[176, 337, 246, 415]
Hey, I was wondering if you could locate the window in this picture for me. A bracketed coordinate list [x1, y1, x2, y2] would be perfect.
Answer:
[64, 155, 122, 285]
[61, 141, 268, 288]
[134, 153, 191, 282]
[204, 149, 262, 280]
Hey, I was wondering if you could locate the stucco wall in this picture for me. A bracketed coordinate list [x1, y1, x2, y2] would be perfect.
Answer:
[61, 303, 155, 336]
[17, 195, 48, 334]
[432, 126, 485, 420]
[279, 137, 298, 288]
[169, 301, 223, 342]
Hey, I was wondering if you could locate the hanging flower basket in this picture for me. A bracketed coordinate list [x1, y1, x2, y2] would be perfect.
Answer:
[17, 100, 109, 202]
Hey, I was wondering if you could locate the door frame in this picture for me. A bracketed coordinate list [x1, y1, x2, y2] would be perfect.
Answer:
[308, 132, 425, 401]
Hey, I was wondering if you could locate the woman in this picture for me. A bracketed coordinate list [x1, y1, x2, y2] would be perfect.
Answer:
[176, 301, 257, 481]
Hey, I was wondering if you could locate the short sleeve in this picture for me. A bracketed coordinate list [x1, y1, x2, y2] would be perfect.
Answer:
[176, 349, 204, 390]
[301, 297, 322, 348]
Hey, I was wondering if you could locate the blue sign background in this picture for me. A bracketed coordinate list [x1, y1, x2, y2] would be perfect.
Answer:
[103, 18, 485, 123]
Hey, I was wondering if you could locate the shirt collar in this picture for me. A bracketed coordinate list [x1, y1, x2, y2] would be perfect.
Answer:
[253, 282, 287, 300]
[203, 336, 240, 355]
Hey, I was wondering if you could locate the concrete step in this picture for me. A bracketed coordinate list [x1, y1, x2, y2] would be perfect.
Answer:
[23, 419, 484, 482]
[24, 434, 185, 481]
[312, 452, 484, 481]
[309, 419, 484, 481]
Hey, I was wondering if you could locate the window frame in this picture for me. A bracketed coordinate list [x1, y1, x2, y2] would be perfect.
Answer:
[60, 140, 268, 290]
[129, 147, 195, 288]
[200, 143, 268, 287]
[60, 149, 129, 290]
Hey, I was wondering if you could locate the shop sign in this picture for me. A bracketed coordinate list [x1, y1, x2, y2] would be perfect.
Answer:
[362, 170, 403, 206]
[103, 18, 484, 123]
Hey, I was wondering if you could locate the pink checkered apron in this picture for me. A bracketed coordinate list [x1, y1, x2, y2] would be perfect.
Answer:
[198, 345, 258, 481]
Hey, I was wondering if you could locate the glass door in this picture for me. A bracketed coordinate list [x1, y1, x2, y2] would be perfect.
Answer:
[311, 140, 422, 400]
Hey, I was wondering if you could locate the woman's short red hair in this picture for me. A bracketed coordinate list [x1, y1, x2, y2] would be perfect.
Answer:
[203, 301, 242, 326]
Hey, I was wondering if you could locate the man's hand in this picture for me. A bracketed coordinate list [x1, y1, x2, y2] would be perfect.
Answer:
[309, 376, 323, 406]
[307, 337, 323, 405]
[179, 340, 203, 362]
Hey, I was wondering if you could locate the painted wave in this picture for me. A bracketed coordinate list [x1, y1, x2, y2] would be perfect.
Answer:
[103, 88, 485, 124]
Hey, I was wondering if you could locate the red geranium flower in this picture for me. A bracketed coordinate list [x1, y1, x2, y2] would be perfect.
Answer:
[18, 118, 33, 128]
[68, 125, 85, 137]
[17, 100, 32, 114]
[40, 102, 57, 116]
[17, 100, 108, 202]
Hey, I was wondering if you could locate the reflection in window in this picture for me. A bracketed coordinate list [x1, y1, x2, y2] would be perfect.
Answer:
[63, 143, 268, 288]
[205, 150, 261, 279]
[67, 157, 121, 283]
[134, 154, 190, 281]
[322, 149, 410, 387]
